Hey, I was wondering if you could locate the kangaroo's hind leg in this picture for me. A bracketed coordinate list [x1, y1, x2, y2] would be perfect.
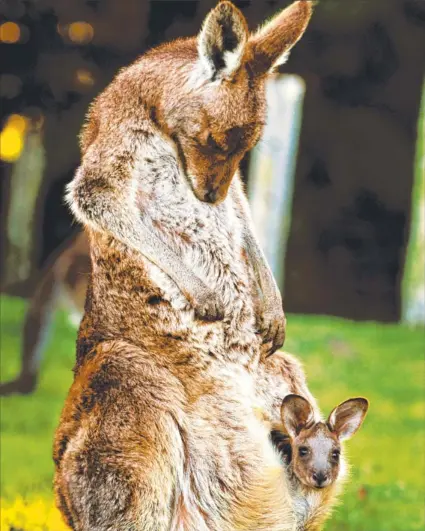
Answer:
[54, 341, 185, 530]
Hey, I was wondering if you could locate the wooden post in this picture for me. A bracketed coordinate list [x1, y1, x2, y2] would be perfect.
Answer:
[248, 74, 306, 293]
[401, 79, 425, 326]
[3, 123, 45, 288]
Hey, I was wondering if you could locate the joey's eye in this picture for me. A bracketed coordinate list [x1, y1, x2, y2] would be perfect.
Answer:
[332, 450, 340, 461]
[298, 446, 309, 457]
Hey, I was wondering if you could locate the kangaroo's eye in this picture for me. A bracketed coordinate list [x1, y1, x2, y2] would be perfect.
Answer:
[298, 446, 309, 457]
[332, 450, 340, 461]
[206, 133, 224, 153]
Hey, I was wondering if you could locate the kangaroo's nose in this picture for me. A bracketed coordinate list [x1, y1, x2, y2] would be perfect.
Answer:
[204, 188, 218, 203]
[312, 471, 327, 487]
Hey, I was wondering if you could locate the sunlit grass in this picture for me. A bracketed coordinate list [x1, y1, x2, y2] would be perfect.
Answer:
[1, 295, 424, 530]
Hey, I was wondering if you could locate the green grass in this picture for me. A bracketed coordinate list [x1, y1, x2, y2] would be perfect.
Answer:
[1, 294, 424, 530]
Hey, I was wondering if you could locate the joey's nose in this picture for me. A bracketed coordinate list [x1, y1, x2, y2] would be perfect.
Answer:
[204, 189, 218, 203]
[312, 472, 327, 487]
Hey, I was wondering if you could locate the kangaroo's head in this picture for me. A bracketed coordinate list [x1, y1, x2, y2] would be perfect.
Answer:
[146, 1, 313, 204]
[278, 395, 369, 489]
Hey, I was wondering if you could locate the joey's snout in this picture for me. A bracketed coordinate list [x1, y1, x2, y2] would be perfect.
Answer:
[311, 470, 329, 489]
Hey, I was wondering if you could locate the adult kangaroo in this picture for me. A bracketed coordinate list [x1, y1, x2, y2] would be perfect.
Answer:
[54, 2, 313, 530]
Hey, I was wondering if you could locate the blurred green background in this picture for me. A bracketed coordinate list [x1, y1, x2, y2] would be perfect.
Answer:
[1, 295, 424, 530]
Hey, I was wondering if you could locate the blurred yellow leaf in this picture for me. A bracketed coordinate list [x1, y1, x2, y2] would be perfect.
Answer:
[0, 115, 29, 162]
[0, 22, 20, 44]
[68, 22, 94, 45]
[0, 497, 71, 531]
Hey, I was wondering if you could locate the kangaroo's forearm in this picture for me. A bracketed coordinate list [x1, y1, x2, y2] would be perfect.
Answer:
[67, 167, 207, 303]
[231, 177, 285, 350]
[244, 226, 278, 294]
[231, 180, 278, 294]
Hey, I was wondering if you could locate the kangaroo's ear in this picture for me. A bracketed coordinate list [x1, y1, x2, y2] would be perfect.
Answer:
[281, 394, 314, 438]
[249, 0, 313, 75]
[327, 398, 369, 441]
[198, 1, 248, 80]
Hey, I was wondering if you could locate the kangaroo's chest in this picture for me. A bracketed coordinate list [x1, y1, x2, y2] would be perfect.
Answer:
[148, 185, 242, 264]
[140, 169, 249, 293]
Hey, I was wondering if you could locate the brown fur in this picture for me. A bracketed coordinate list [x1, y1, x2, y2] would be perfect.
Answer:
[255, 351, 321, 430]
[54, 2, 314, 530]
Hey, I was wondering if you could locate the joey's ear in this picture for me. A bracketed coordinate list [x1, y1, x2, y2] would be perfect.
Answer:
[281, 394, 314, 439]
[327, 398, 369, 441]
[198, 1, 248, 80]
[249, 0, 313, 75]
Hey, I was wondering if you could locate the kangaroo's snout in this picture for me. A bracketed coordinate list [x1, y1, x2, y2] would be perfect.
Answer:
[203, 188, 218, 203]
[312, 471, 328, 488]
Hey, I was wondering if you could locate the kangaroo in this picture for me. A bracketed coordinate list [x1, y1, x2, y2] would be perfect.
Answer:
[54, 2, 314, 530]
[275, 394, 369, 531]
[254, 352, 368, 531]
[0, 232, 89, 396]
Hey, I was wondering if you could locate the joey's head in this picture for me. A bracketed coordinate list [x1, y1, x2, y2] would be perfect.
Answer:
[279, 395, 369, 490]
[151, 1, 313, 204]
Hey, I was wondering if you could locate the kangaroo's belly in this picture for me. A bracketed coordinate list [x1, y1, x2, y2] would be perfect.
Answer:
[166, 363, 295, 531]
